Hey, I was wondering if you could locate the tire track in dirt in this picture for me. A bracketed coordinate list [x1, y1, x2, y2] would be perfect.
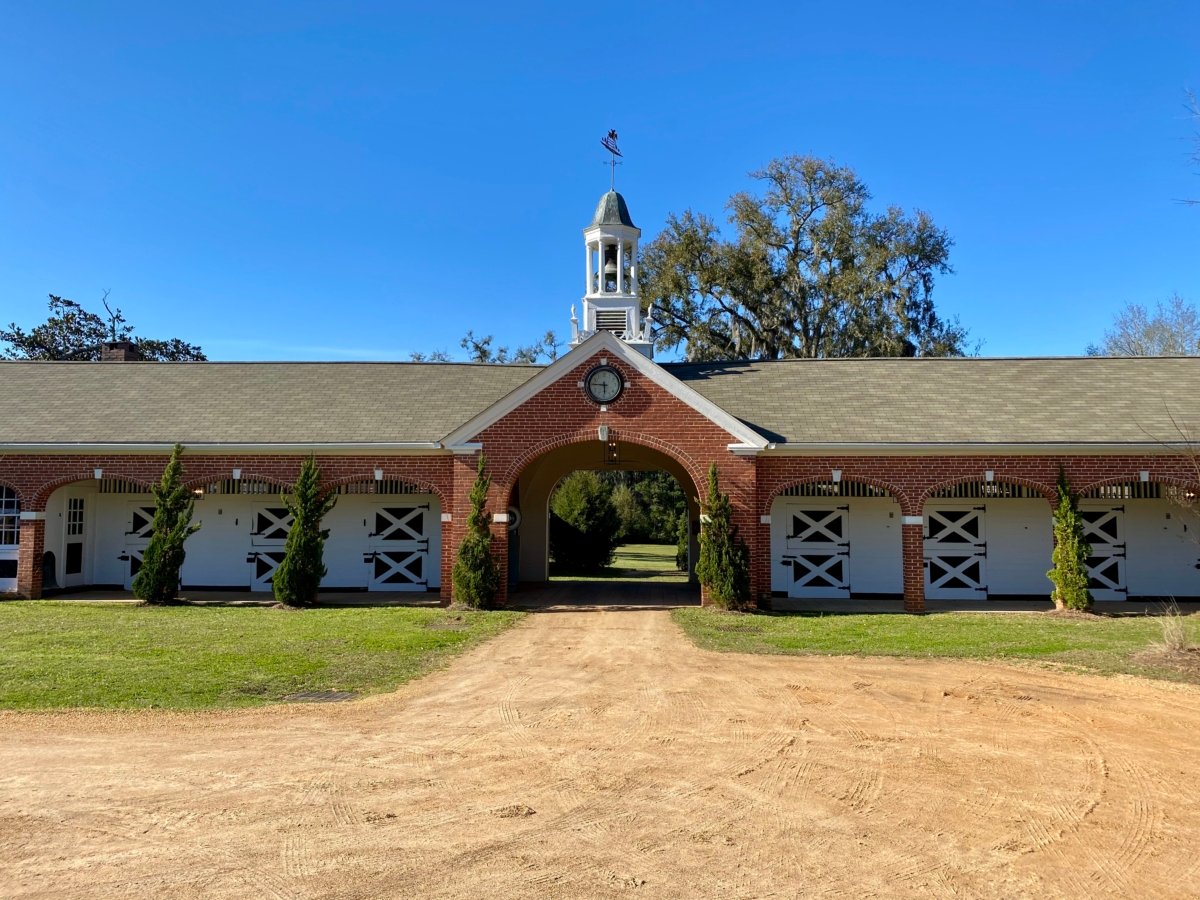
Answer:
[5, 609, 1200, 899]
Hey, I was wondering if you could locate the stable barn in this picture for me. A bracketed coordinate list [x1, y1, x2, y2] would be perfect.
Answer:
[3, 188, 1199, 610]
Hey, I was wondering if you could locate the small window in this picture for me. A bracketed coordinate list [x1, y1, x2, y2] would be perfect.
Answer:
[0, 487, 20, 547]
[67, 498, 85, 536]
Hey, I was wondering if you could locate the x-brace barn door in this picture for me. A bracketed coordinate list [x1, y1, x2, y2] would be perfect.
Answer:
[248, 505, 292, 591]
[1082, 506, 1127, 599]
[366, 503, 430, 591]
[121, 503, 155, 589]
[925, 506, 987, 600]
[783, 505, 850, 598]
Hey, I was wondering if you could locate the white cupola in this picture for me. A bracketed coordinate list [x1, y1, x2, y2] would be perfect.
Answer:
[569, 189, 654, 358]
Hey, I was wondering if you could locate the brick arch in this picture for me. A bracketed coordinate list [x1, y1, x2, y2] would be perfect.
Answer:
[918, 474, 1057, 509]
[760, 474, 911, 516]
[180, 472, 294, 493]
[494, 428, 708, 501]
[0, 478, 26, 507]
[322, 472, 447, 508]
[34, 473, 154, 507]
[1077, 473, 1200, 496]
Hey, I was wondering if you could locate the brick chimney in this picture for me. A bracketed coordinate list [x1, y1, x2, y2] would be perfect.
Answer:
[100, 340, 142, 362]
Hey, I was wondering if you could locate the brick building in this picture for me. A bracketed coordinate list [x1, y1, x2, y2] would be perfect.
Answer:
[2, 189, 1199, 610]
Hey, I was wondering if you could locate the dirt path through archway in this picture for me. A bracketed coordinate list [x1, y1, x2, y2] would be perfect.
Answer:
[3, 610, 1200, 898]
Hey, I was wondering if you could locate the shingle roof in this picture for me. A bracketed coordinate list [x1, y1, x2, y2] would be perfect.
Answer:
[662, 356, 1200, 445]
[0, 361, 538, 445]
[2, 355, 1197, 449]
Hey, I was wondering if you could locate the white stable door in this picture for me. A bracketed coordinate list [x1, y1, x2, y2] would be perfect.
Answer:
[925, 505, 987, 600]
[1081, 505, 1127, 600]
[366, 502, 431, 591]
[783, 504, 851, 599]
[248, 505, 292, 591]
[121, 502, 156, 590]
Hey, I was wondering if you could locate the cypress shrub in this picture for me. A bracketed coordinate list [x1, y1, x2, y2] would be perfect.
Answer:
[1047, 469, 1093, 611]
[452, 454, 500, 608]
[273, 456, 337, 608]
[132, 443, 201, 605]
[696, 464, 750, 610]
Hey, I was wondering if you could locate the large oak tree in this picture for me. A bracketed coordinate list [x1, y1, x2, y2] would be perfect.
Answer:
[640, 156, 967, 360]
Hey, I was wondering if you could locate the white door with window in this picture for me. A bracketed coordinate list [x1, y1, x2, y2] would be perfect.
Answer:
[366, 501, 431, 591]
[121, 503, 156, 590]
[783, 504, 851, 599]
[62, 495, 88, 588]
[925, 506, 988, 600]
[1082, 506, 1127, 600]
[248, 505, 292, 591]
[0, 487, 19, 592]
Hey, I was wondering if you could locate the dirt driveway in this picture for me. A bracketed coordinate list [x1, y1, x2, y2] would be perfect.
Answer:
[3, 608, 1200, 899]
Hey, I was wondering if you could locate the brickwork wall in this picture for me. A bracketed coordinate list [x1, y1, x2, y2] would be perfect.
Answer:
[756, 454, 1200, 610]
[0, 455, 455, 600]
[6, 388, 1199, 609]
[470, 350, 758, 605]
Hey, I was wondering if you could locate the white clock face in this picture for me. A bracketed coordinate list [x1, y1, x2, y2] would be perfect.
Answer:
[586, 366, 623, 403]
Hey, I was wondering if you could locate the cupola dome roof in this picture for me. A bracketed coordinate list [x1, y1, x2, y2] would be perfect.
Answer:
[590, 190, 635, 228]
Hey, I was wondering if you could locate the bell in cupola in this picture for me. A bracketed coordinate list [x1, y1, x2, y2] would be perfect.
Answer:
[603, 245, 619, 292]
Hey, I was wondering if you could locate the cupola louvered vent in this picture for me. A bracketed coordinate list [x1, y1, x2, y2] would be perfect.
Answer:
[595, 310, 628, 334]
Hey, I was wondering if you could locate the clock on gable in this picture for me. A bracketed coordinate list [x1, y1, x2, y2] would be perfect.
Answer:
[584, 364, 624, 404]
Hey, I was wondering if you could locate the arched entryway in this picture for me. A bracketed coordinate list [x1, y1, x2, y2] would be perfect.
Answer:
[1076, 477, 1200, 600]
[765, 478, 904, 603]
[919, 477, 1055, 601]
[500, 437, 704, 604]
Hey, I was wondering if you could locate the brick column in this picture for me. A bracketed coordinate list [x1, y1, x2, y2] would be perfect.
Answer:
[754, 515, 772, 608]
[446, 453, 482, 606]
[489, 511, 509, 607]
[16, 515, 45, 599]
[901, 521, 925, 613]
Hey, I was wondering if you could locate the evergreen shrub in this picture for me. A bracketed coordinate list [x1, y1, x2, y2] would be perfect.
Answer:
[695, 464, 750, 610]
[273, 456, 337, 608]
[132, 443, 201, 605]
[452, 454, 500, 608]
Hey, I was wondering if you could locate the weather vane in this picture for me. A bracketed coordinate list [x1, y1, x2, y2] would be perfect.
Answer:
[601, 129, 622, 189]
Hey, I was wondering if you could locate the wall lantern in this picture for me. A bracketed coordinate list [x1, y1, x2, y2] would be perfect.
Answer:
[984, 470, 995, 482]
[1139, 470, 1150, 483]
[598, 425, 610, 442]
[232, 468, 242, 480]
[93, 468, 103, 480]
[374, 468, 384, 481]
[831, 469, 842, 483]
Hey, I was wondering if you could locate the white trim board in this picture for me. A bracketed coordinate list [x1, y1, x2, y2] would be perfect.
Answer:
[441, 331, 769, 450]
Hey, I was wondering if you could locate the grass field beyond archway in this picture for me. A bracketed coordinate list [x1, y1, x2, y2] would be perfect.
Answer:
[550, 543, 687, 583]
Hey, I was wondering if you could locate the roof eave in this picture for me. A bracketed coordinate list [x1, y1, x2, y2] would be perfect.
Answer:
[762, 441, 1198, 456]
[0, 441, 448, 455]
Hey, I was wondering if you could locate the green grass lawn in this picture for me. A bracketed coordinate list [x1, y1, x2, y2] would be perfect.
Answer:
[673, 608, 1200, 685]
[0, 602, 523, 710]
[551, 542, 686, 583]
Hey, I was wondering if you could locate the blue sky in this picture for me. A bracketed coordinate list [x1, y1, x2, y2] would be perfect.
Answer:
[2, 2, 1198, 361]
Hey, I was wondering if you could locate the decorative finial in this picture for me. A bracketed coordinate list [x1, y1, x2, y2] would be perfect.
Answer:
[601, 129, 622, 190]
